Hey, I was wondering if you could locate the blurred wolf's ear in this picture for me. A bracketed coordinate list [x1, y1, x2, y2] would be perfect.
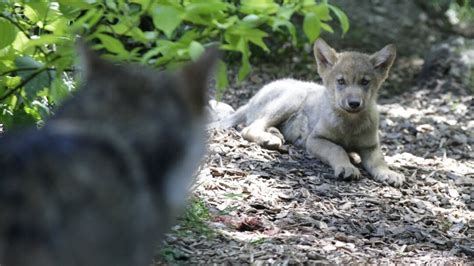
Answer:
[179, 47, 219, 114]
[76, 39, 112, 81]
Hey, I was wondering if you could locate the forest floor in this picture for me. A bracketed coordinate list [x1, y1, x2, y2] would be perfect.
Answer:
[155, 51, 473, 264]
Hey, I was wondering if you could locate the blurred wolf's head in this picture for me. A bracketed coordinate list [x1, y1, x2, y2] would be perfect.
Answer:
[0, 45, 218, 266]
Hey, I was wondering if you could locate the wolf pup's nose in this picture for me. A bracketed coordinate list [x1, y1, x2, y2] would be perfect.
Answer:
[348, 100, 361, 109]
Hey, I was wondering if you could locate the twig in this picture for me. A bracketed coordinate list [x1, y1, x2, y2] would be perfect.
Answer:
[1, 67, 39, 76]
[0, 67, 75, 77]
[0, 13, 31, 38]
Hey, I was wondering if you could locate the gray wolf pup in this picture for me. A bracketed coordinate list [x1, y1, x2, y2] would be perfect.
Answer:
[212, 39, 404, 187]
[0, 46, 217, 266]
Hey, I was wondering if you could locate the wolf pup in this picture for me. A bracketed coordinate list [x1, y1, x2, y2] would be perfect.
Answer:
[213, 39, 404, 187]
[0, 46, 217, 266]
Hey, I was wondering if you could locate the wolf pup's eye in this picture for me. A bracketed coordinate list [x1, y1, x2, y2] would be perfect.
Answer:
[360, 78, 370, 86]
[337, 78, 346, 85]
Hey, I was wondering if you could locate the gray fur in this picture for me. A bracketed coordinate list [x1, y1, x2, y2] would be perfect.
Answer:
[0, 47, 217, 266]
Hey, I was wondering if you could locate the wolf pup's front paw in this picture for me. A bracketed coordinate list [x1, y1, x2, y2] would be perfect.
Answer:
[334, 164, 360, 180]
[373, 169, 405, 187]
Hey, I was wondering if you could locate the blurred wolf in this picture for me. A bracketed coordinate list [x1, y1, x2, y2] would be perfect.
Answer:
[212, 39, 404, 187]
[0, 46, 217, 266]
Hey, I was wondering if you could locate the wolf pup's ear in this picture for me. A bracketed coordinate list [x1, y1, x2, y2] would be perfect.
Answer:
[370, 44, 396, 78]
[179, 47, 219, 114]
[313, 38, 337, 74]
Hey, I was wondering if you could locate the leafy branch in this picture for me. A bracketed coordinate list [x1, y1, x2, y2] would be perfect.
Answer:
[0, 13, 31, 38]
[0, 67, 73, 77]
[0, 56, 61, 102]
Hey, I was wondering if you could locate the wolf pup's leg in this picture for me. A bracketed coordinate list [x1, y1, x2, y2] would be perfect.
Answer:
[241, 120, 285, 150]
[306, 137, 360, 179]
[359, 146, 405, 187]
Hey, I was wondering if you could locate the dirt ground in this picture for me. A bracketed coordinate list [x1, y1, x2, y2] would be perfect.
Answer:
[156, 51, 473, 264]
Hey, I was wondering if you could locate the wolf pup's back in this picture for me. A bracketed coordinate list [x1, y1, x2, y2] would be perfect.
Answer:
[0, 46, 217, 266]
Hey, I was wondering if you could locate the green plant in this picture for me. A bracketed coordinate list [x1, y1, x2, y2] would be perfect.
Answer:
[159, 246, 188, 263]
[157, 198, 213, 262]
[0, 0, 349, 129]
[450, 0, 474, 22]
[180, 197, 214, 237]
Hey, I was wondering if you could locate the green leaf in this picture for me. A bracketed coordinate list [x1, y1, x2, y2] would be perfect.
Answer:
[188, 41, 205, 61]
[0, 18, 17, 49]
[130, 0, 151, 7]
[236, 36, 250, 58]
[24, 35, 62, 50]
[106, 23, 149, 43]
[58, 0, 93, 11]
[105, 0, 118, 10]
[248, 35, 269, 52]
[50, 76, 70, 104]
[69, 8, 104, 32]
[302, 0, 316, 8]
[212, 15, 238, 29]
[238, 55, 251, 82]
[10, 107, 37, 129]
[5, 95, 17, 112]
[45, 17, 70, 34]
[24, 1, 49, 24]
[311, 4, 331, 21]
[277, 5, 296, 20]
[185, 2, 230, 15]
[216, 60, 228, 91]
[329, 4, 349, 35]
[60, 0, 95, 6]
[0, 106, 14, 130]
[24, 101, 50, 122]
[12, 32, 30, 53]
[242, 14, 266, 28]
[57, 2, 85, 19]
[15, 56, 54, 99]
[5, 76, 21, 89]
[54, 42, 76, 72]
[151, 4, 182, 38]
[182, 1, 231, 26]
[303, 12, 321, 42]
[270, 18, 296, 44]
[321, 22, 334, 33]
[96, 34, 128, 55]
[228, 24, 268, 39]
[141, 46, 167, 64]
[225, 24, 269, 53]
[241, 0, 279, 15]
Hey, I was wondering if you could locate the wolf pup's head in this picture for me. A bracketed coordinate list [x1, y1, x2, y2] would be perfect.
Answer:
[313, 39, 396, 114]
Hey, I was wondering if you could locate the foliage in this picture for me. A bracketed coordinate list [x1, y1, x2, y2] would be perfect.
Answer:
[160, 198, 214, 262]
[450, 0, 474, 22]
[425, 0, 474, 21]
[0, 0, 349, 129]
[181, 197, 214, 237]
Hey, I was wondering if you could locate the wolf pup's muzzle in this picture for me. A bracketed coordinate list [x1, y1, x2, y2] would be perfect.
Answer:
[341, 98, 364, 113]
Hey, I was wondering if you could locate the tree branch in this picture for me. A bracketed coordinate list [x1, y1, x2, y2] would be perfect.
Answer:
[1, 67, 75, 77]
[0, 13, 31, 38]
[0, 56, 61, 102]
